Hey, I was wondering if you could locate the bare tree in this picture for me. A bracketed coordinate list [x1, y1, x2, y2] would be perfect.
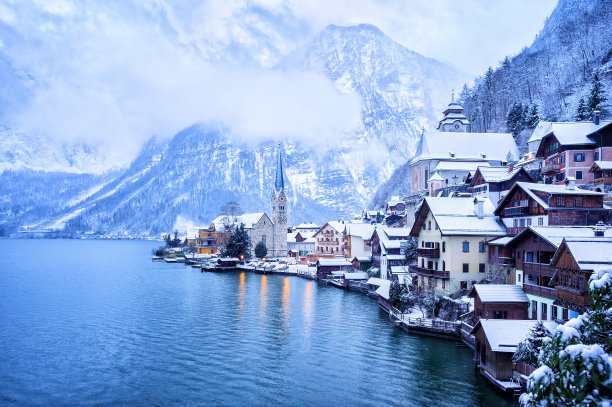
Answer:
[219, 201, 243, 231]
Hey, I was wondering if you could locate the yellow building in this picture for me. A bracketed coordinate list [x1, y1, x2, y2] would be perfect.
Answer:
[196, 226, 222, 255]
[409, 197, 506, 295]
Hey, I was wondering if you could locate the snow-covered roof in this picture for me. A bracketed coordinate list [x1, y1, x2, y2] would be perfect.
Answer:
[366, 277, 387, 287]
[375, 279, 392, 300]
[386, 197, 404, 207]
[211, 213, 266, 231]
[347, 223, 376, 240]
[486, 236, 513, 246]
[563, 239, 612, 273]
[318, 258, 353, 267]
[384, 227, 412, 237]
[473, 166, 526, 183]
[590, 161, 612, 171]
[412, 131, 519, 164]
[386, 254, 406, 261]
[297, 223, 320, 229]
[343, 272, 369, 280]
[417, 197, 506, 236]
[352, 256, 371, 262]
[428, 172, 445, 182]
[390, 265, 410, 274]
[527, 121, 552, 143]
[497, 182, 605, 213]
[509, 225, 612, 249]
[469, 284, 529, 303]
[434, 161, 490, 172]
[472, 320, 557, 352]
[544, 120, 612, 146]
[327, 221, 347, 233]
[287, 232, 298, 243]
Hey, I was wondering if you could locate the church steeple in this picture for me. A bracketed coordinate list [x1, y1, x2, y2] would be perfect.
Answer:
[437, 91, 470, 132]
[274, 143, 284, 192]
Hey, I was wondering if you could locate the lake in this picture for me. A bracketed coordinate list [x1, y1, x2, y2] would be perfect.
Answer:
[0, 239, 516, 406]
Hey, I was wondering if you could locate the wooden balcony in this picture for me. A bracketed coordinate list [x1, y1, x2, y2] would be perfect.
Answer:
[505, 227, 525, 236]
[417, 248, 440, 258]
[557, 287, 591, 306]
[504, 206, 529, 216]
[409, 265, 449, 279]
[593, 176, 612, 186]
[542, 163, 560, 174]
[523, 283, 558, 300]
[522, 262, 554, 276]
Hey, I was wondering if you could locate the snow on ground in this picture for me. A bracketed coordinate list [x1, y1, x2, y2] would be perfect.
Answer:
[47, 207, 86, 230]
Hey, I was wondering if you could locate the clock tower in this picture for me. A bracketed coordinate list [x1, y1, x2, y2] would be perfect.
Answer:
[437, 91, 470, 132]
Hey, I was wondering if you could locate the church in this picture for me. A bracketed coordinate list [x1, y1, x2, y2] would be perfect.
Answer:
[204, 144, 288, 257]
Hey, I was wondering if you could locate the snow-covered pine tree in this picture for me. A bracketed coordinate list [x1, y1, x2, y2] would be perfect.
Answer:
[222, 223, 252, 259]
[519, 270, 612, 406]
[506, 102, 525, 137]
[525, 104, 539, 129]
[587, 71, 608, 117]
[512, 321, 551, 367]
[575, 98, 589, 121]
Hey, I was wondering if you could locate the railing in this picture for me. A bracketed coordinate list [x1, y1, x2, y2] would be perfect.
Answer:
[504, 206, 529, 216]
[523, 262, 554, 276]
[542, 163, 560, 173]
[506, 227, 525, 235]
[417, 248, 440, 258]
[523, 283, 558, 299]
[557, 287, 590, 305]
[593, 176, 612, 185]
[409, 265, 449, 279]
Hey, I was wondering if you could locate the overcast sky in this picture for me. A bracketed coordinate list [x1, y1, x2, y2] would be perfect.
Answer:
[0, 0, 557, 165]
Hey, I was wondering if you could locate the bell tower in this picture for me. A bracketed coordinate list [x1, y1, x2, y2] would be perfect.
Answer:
[270, 143, 287, 257]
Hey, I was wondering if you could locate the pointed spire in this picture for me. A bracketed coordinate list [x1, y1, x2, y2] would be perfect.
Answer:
[451, 89, 455, 103]
[274, 143, 284, 192]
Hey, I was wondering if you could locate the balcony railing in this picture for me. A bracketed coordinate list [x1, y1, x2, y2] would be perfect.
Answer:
[542, 163, 560, 174]
[523, 283, 558, 300]
[417, 248, 440, 258]
[506, 227, 525, 235]
[523, 262, 554, 276]
[504, 206, 529, 216]
[409, 265, 450, 279]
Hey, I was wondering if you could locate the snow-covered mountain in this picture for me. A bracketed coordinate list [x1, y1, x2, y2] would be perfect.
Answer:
[0, 24, 467, 236]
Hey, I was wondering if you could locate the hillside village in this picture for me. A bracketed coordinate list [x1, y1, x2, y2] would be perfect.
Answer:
[166, 95, 612, 399]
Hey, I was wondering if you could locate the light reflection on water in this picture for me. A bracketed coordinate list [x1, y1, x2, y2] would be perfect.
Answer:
[259, 274, 267, 320]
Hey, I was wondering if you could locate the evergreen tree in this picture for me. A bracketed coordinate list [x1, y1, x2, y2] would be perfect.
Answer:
[506, 102, 525, 136]
[513, 321, 551, 366]
[587, 71, 608, 116]
[222, 223, 252, 259]
[575, 98, 589, 121]
[254, 241, 268, 258]
[389, 280, 410, 313]
[525, 104, 539, 129]
[519, 270, 612, 406]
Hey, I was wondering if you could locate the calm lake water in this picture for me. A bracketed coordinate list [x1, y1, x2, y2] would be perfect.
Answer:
[0, 239, 516, 406]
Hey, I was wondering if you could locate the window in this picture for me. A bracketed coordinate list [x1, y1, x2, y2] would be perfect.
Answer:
[562, 308, 568, 321]
[520, 218, 525, 228]
[513, 219, 518, 227]
[460, 281, 468, 290]
[552, 306, 558, 320]
[556, 196, 564, 206]
[518, 273, 521, 282]
[434, 222, 438, 230]
[527, 218, 532, 226]
[493, 311, 507, 319]
[463, 263, 469, 273]
[479, 241, 485, 252]
[541, 303, 548, 320]
[262, 235, 266, 244]
[575, 170, 583, 180]
[479, 263, 485, 273]
[538, 217, 544, 226]
[531, 300, 537, 319]
[422, 241, 425, 248]
[574, 152, 585, 162]
[594, 151, 600, 161]
[462, 241, 469, 252]
[442, 261, 445, 271]
[442, 242, 446, 252]
[560, 155, 565, 164]
[556, 172, 565, 181]
[575, 197, 583, 206]
[442, 279, 445, 289]
[428, 221, 431, 230]
[526, 251, 534, 263]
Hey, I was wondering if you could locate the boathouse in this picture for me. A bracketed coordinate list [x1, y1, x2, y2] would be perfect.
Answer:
[468, 284, 529, 323]
[316, 258, 353, 280]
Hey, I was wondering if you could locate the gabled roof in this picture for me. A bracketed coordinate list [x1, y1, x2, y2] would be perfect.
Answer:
[535, 120, 612, 157]
[470, 320, 557, 352]
[494, 182, 605, 215]
[313, 221, 346, 237]
[211, 212, 268, 231]
[470, 166, 533, 186]
[527, 120, 552, 144]
[468, 284, 529, 303]
[589, 161, 612, 172]
[347, 223, 376, 240]
[551, 237, 612, 274]
[411, 131, 519, 164]
[411, 197, 506, 237]
[317, 258, 352, 267]
[506, 225, 612, 249]
[434, 161, 490, 172]
[297, 222, 320, 229]
[365, 277, 387, 287]
[343, 272, 369, 280]
[375, 280, 392, 300]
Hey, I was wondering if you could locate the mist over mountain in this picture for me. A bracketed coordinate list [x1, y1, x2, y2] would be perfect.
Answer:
[0, 23, 466, 236]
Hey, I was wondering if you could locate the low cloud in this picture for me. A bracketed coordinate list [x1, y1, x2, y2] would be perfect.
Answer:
[2, 1, 362, 165]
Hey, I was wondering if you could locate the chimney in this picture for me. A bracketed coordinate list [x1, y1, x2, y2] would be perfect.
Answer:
[565, 176, 576, 190]
[593, 221, 606, 237]
[474, 197, 484, 219]
[508, 165, 514, 172]
[594, 110, 601, 126]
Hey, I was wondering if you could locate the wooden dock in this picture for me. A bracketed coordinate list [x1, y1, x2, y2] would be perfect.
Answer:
[386, 306, 461, 339]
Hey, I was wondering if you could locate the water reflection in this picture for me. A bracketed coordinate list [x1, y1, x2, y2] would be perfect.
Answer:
[303, 281, 313, 340]
[259, 275, 267, 319]
[237, 272, 246, 320]
[281, 277, 290, 327]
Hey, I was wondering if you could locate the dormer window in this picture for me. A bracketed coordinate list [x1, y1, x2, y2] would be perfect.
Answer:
[449, 151, 455, 158]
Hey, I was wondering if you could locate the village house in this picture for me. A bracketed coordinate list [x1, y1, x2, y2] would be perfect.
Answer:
[345, 223, 376, 258]
[515, 120, 553, 170]
[588, 160, 612, 187]
[295, 223, 320, 233]
[549, 236, 612, 317]
[287, 230, 315, 257]
[471, 319, 557, 395]
[470, 166, 534, 205]
[313, 221, 348, 257]
[385, 197, 407, 216]
[410, 98, 519, 194]
[507, 225, 612, 322]
[409, 197, 506, 295]
[535, 113, 612, 185]
[209, 212, 275, 256]
[316, 258, 353, 280]
[371, 226, 411, 280]
[195, 226, 220, 254]
[468, 284, 529, 323]
[493, 180, 609, 235]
